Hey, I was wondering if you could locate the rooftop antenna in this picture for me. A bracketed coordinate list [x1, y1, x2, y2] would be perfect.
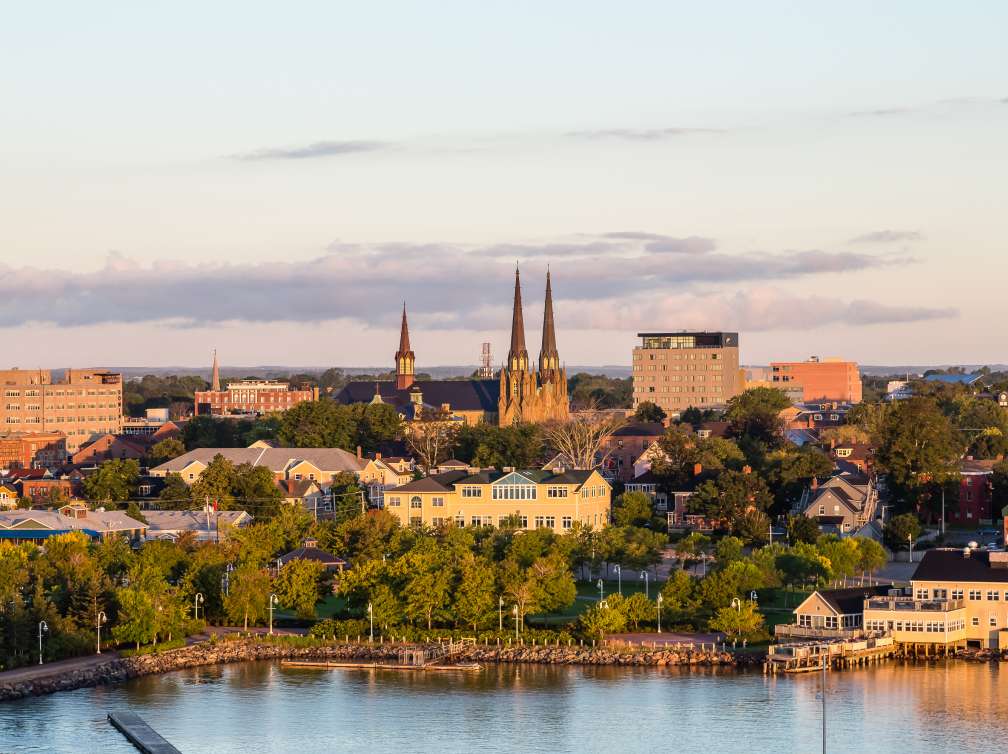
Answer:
[479, 342, 493, 378]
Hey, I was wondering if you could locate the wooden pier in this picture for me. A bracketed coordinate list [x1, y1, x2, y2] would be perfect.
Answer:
[764, 636, 896, 674]
[107, 711, 182, 754]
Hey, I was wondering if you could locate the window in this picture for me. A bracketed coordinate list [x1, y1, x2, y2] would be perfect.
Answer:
[915, 588, 929, 600]
[409, 516, 422, 527]
[562, 516, 572, 530]
[972, 616, 980, 626]
[461, 486, 482, 498]
[471, 516, 482, 527]
[545, 516, 555, 529]
[388, 496, 401, 507]
[547, 486, 568, 498]
[519, 516, 528, 528]
[455, 516, 465, 527]
[952, 589, 963, 600]
[432, 517, 444, 527]
[410, 496, 422, 509]
[987, 590, 1000, 601]
[432, 496, 444, 507]
[534, 516, 545, 528]
[991, 616, 998, 627]
[969, 590, 982, 601]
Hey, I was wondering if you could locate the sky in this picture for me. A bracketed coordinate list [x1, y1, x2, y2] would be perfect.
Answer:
[2, 2, 1006, 370]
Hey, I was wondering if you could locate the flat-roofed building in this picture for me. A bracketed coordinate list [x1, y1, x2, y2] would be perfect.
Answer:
[194, 379, 319, 416]
[770, 357, 862, 403]
[0, 369, 123, 452]
[383, 468, 611, 531]
[0, 503, 146, 544]
[632, 332, 740, 415]
[0, 432, 67, 469]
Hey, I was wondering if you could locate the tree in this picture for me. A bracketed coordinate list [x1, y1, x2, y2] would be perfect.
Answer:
[403, 550, 453, 629]
[715, 536, 745, 566]
[763, 447, 833, 515]
[884, 513, 922, 551]
[612, 491, 653, 528]
[854, 537, 888, 582]
[689, 469, 773, 535]
[992, 460, 1008, 518]
[634, 401, 667, 424]
[579, 602, 626, 640]
[453, 556, 496, 630]
[723, 387, 791, 446]
[190, 454, 237, 509]
[457, 424, 544, 469]
[158, 473, 192, 509]
[405, 411, 462, 474]
[277, 401, 356, 450]
[787, 514, 821, 545]
[82, 459, 140, 504]
[620, 592, 654, 630]
[709, 601, 764, 639]
[224, 564, 271, 630]
[659, 568, 698, 614]
[542, 408, 625, 470]
[816, 535, 861, 583]
[232, 463, 283, 518]
[874, 397, 961, 512]
[775, 548, 830, 601]
[148, 437, 185, 465]
[274, 559, 325, 620]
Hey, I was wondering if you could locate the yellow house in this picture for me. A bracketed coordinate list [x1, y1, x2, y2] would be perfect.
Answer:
[0, 483, 19, 510]
[864, 548, 1008, 649]
[383, 468, 611, 531]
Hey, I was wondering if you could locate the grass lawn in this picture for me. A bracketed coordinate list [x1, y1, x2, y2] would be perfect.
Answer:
[273, 594, 349, 622]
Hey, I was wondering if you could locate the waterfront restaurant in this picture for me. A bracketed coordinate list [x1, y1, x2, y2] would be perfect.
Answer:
[863, 548, 1008, 650]
[775, 586, 892, 641]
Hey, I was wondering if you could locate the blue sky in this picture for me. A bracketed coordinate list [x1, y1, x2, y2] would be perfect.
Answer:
[1, 2, 1006, 368]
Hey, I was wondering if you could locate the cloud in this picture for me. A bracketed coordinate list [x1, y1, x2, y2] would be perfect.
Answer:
[848, 108, 915, 117]
[232, 140, 389, 161]
[565, 128, 722, 141]
[848, 230, 922, 244]
[0, 234, 919, 332]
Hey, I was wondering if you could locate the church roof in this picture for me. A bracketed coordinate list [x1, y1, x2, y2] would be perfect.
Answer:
[336, 380, 500, 412]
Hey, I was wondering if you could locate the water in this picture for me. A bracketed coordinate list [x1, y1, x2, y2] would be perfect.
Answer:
[1, 661, 1004, 753]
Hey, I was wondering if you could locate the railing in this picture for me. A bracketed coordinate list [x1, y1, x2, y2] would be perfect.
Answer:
[774, 625, 863, 640]
[864, 598, 965, 612]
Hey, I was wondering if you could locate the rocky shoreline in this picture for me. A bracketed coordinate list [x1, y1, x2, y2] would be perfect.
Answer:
[0, 638, 737, 702]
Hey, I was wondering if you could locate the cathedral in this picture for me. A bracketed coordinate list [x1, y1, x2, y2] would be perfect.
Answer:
[335, 268, 569, 426]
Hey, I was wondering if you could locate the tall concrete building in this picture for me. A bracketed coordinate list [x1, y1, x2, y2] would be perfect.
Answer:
[770, 357, 862, 403]
[0, 369, 123, 452]
[631, 332, 740, 414]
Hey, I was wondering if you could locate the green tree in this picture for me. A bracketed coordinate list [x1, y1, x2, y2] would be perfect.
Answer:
[579, 602, 627, 640]
[723, 387, 790, 446]
[884, 513, 922, 551]
[232, 463, 283, 518]
[854, 537, 888, 581]
[787, 514, 821, 545]
[158, 473, 193, 509]
[992, 459, 1008, 519]
[633, 401, 667, 424]
[659, 568, 698, 614]
[82, 459, 140, 504]
[148, 437, 185, 465]
[190, 454, 237, 508]
[709, 601, 764, 639]
[278, 401, 356, 450]
[453, 556, 496, 630]
[689, 469, 773, 535]
[403, 550, 453, 629]
[715, 536, 745, 566]
[620, 591, 654, 630]
[816, 535, 861, 583]
[224, 564, 271, 630]
[763, 447, 833, 515]
[612, 491, 653, 528]
[274, 559, 325, 620]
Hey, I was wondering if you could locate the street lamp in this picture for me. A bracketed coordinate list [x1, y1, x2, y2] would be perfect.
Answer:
[750, 591, 758, 604]
[96, 611, 107, 654]
[614, 564, 622, 596]
[513, 604, 519, 641]
[498, 596, 504, 631]
[597, 578, 605, 602]
[222, 562, 234, 597]
[731, 598, 742, 638]
[656, 594, 663, 634]
[908, 533, 914, 564]
[38, 620, 48, 665]
[640, 570, 649, 599]
[268, 593, 279, 636]
[194, 592, 204, 621]
[367, 602, 374, 642]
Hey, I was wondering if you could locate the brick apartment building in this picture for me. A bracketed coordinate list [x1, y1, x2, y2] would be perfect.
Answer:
[0, 369, 123, 452]
[194, 380, 318, 416]
[632, 332, 741, 415]
[770, 357, 862, 403]
[0, 432, 67, 469]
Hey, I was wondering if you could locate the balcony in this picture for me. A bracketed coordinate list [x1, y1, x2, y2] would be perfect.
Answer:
[774, 625, 863, 640]
[864, 597, 964, 613]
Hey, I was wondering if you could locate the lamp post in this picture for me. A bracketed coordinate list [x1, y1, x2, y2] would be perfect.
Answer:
[498, 597, 504, 631]
[38, 620, 48, 665]
[222, 563, 234, 597]
[268, 593, 279, 636]
[513, 605, 519, 641]
[656, 593, 663, 634]
[750, 591, 758, 604]
[597, 578, 605, 602]
[640, 570, 649, 599]
[908, 533, 914, 564]
[367, 602, 374, 642]
[96, 611, 107, 654]
[614, 564, 622, 596]
[731, 597, 742, 638]
[194, 592, 204, 621]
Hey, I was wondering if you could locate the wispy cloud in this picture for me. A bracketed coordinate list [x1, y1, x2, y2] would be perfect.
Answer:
[565, 127, 722, 141]
[848, 230, 922, 244]
[0, 234, 925, 331]
[232, 140, 390, 161]
[848, 107, 915, 118]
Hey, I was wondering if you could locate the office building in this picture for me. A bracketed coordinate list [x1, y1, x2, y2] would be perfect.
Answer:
[631, 332, 741, 414]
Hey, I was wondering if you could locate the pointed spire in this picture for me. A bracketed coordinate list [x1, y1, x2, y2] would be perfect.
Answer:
[394, 303, 416, 390]
[507, 266, 528, 372]
[211, 349, 220, 392]
[540, 269, 558, 359]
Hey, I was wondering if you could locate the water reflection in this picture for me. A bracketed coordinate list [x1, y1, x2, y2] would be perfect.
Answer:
[0, 661, 1004, 753]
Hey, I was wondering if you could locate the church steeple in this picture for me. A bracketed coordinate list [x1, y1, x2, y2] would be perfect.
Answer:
[211, 349, 220, 392]
[394, 303, 416, 390]
[507, 266, 529, 373]
[538, 269, 560, 382]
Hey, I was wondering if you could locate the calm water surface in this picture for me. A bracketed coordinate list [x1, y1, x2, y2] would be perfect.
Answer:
[1, 661, 1004, 753]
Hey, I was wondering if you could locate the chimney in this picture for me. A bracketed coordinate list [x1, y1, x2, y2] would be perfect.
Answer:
[693, 462, 703, 477]
[742, 465, 752, 475]
[375, 452, 382, 460]
[356, 445, 362, 459]
[811, 477, 819, 490]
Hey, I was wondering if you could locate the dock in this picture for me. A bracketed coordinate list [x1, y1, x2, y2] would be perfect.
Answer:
[280, 659, 481, 672]
[107, 711, 182, 754]
[764, 635, 896, 674]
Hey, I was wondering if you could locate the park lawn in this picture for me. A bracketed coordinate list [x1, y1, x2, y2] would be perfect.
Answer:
[273, 594, 348, 622]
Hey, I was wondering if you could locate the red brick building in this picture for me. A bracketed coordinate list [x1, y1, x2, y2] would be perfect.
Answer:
[0, 432, 67, 469]
[599, 422, 667, 482]
[71, 434, 148, 465]
[194, 380, 318, 416]
[951, 459, 997, 525]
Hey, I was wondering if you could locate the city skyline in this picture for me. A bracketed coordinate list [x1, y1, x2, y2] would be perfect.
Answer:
[3, 2, 1006, 366]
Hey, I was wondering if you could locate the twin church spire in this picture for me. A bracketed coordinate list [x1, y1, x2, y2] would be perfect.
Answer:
[506, 266, 560, 380]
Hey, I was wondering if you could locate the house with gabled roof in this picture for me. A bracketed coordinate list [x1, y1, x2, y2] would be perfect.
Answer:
[383, 467, 611, 531]
[797, 472, 878, 535]
[150, 445, 365, 488]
